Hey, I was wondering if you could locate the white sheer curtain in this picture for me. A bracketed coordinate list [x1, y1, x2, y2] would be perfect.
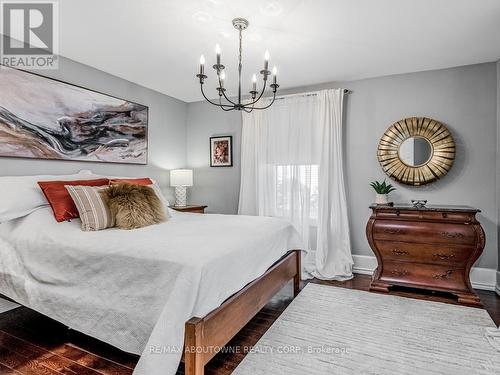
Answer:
[238, 89, 353, 280]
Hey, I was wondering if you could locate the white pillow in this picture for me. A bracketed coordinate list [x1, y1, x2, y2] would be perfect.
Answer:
[0, 170, 97, 222]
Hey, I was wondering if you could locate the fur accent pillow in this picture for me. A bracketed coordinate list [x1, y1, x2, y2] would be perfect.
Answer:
[103, 183, 167, 230]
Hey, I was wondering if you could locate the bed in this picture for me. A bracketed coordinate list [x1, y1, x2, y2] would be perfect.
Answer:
[0, 206, 302, 375]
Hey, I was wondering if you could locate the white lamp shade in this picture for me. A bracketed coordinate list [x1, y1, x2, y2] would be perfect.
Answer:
[170, 169, 193, 187]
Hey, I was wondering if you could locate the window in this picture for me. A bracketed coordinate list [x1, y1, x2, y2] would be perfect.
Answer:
[275, 164, 319, 222]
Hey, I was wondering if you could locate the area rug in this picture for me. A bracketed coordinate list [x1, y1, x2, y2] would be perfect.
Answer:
[233, 284, 500, 375]
[0, 296, 19, 314]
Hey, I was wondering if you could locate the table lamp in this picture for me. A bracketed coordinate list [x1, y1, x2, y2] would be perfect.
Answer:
[170, 169, 193, 207]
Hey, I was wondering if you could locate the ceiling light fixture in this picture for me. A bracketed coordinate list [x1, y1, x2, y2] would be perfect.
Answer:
[196, 18, 279, 112]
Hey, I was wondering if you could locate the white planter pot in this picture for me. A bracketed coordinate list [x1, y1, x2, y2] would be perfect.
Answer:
[375, 193, 388, 205]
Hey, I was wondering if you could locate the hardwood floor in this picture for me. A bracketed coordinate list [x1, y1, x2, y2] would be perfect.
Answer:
[0, 274, 499, 375]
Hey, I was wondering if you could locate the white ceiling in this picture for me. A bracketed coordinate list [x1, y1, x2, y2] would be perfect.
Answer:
[54, 0, 500, 102]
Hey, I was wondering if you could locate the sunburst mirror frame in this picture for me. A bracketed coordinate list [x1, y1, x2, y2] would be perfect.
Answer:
[377, 117, 455, 186]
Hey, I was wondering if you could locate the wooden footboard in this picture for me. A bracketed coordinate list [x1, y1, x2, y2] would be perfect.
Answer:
[184, 249, 301, 375]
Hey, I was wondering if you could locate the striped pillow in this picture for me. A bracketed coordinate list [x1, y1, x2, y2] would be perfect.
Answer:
[65, 185, 114, 231]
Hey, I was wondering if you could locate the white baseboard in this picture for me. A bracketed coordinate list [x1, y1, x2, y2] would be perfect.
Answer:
[470, 267, 498, 291]
[352, 255, 378, 276]
[352, 254, 497, 291]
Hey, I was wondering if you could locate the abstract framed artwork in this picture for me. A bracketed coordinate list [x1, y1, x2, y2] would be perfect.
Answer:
[0, 65, 148, 164]
[210, 136, 233, 167]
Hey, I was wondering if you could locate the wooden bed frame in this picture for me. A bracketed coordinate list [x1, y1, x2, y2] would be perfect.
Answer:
[183, 249, 301, 375]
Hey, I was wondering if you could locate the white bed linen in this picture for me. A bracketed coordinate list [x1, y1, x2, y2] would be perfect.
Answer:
[0, 207, 302, 375]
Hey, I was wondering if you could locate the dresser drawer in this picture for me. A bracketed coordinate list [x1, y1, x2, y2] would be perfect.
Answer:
[374, 209, 474, 223]
[374, 240, 471, 266]
[372, 220, 475, 245]
[380, 262, 467, 291]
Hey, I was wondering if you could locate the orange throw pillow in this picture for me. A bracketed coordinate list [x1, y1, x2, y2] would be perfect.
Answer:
[110, 178, 153, 186]
[38, 178, 110, 222]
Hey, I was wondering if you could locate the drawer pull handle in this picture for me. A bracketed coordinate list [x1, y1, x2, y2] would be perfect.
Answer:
[392, 249, 409, 256]
[384, 228, 405, 235]
[432, 253, 456, 260]
[432, 270, 454, 279]
[391, 270, 409, 277]
[441, 232, 464, 239]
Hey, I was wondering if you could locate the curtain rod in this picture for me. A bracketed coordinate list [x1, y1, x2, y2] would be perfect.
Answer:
[271, 88, 351, 101]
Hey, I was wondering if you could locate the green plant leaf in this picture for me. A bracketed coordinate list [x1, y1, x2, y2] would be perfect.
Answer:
[370, 179, 397, 194]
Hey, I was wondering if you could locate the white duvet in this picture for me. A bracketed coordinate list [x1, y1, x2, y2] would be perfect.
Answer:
[0, 208, 302, 374]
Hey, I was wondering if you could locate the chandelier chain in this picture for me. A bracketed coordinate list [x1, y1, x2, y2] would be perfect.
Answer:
[238, 29, 242, 105]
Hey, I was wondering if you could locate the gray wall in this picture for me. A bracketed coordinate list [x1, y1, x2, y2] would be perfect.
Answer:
[0, 56, 188, 203]
[186, 63, 498, 270]
[186, 103, 241, 214]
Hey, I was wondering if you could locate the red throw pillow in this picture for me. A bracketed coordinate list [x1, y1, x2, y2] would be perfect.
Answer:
[38, 178, 110, 222]
[110, 178, 153, 186]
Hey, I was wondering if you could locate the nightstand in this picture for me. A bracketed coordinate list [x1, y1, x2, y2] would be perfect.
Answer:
[169, 205, 207, 214]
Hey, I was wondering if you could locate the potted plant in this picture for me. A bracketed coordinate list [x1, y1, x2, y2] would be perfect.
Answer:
[370, 180, 396, 205]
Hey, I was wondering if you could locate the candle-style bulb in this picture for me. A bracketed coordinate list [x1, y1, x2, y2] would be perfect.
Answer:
[252, 73, 257, 91]
[220, 70, 225, 88]
[215, 44, 221, 65]
[252, 74, 257, 83]
[272, 66, 277, 85]
[264, 50, 269, 71]
[199, 55, 205, 75]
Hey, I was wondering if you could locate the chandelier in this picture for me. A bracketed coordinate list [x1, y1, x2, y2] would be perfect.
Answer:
[196, 18, 279, 112]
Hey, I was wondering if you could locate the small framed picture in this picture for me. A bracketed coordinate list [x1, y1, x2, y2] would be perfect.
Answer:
[210, 136, 233, 167]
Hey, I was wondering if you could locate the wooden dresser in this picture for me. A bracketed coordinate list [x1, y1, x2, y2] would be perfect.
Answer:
[366, 204, 485, 306]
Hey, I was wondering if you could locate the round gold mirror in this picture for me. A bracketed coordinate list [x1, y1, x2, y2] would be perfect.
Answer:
[377, 117, 455, 186]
